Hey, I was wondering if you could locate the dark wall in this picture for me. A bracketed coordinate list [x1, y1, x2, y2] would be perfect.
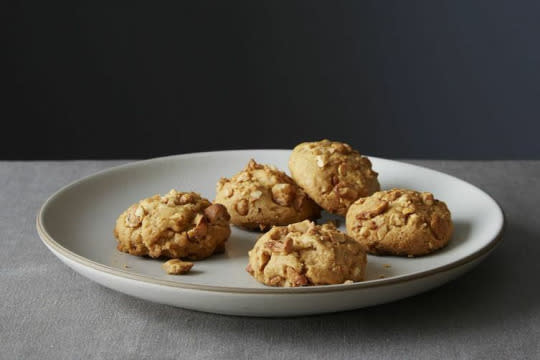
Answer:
[5, 1, 540, 159]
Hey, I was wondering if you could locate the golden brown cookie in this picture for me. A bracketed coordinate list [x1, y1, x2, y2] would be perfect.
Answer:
[114, 190, 231, 260]
[215, 159, 320, 230]
[346, 188, 453, 256]
[246, 220, 367, 287]
[289, 139, 380, 216]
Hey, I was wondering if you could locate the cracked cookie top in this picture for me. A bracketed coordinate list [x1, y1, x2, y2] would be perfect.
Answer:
[114, 189, 230, 260]
[246, 220, 367, 287]
[215, 159, 320, 230]
[289, 139, 380, 216]
[346, 188, 453, 256]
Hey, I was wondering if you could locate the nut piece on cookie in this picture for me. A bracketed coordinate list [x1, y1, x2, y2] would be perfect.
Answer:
[114, 190, 231, 260]
[246, 220, 367, 287]
[215, 159, 320, 230]
[345, 188, 453, 256]
[288, 139, 380, 216]
[162, 259, 194, 275]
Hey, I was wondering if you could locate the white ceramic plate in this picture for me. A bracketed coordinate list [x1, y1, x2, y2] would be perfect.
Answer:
[37, 150, 504, 317]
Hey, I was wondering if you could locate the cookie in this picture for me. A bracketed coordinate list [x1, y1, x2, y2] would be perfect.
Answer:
[289, 139, 380, 216]
[215, 159, 320, 230]
[346, 188, 453, 256]
[246, 220, 367, 287]
[114, 189, 231, 260]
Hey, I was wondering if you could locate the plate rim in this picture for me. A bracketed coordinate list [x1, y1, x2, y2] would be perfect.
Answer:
[36, 149, 506, 295]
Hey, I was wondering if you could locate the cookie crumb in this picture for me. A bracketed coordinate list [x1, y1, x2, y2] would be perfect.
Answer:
[123, 264, 130, 269]
[162, 259, 194, 275]
[383, 264, 391, 268]
[378, 275, 386, 279]
[343, 280, 354, 284]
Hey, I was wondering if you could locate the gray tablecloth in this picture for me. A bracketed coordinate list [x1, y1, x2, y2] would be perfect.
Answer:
[1, 160, 539, 360]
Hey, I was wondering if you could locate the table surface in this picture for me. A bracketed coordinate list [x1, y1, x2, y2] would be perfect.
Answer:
[1, 160, 539, 360]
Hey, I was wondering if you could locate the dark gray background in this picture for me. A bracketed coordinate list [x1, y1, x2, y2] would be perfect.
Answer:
[5, 1, 540, 159]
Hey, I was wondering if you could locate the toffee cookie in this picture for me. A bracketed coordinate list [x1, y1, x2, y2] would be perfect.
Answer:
[114, 190, 231, 260]
[346, 189, 453, 256]
[215, 159, 320, 230]
[246, 220, 367, 287]
[289, 139, 380, 216]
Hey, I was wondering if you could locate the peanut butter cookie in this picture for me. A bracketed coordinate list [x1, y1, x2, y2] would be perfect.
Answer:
[346, 189, 453, 256]
[215, 159, 320, 230]
[289, 139, 380, 216]
[114, 190, 231, 260]
[246, 220, 367, 287]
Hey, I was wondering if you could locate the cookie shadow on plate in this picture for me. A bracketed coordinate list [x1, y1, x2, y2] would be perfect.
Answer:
[220, 227, 261, 259]
[316, 211, 344, 229]
[439, 220, 472, 252]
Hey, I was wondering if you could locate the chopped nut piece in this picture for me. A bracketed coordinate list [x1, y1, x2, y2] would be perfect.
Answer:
[134, 205, 145, 217]
[177, 193, 195, 205]
[269, 275, 282, 286]
[188, 214, 208, 240]
[203, 203, 230, 222]
[236, 172, 250, 182]
[316, 155, 325, 167]
[402, 207, 415, 215]
[271, 183, 295, 206]
[217, 178, 228, 190]
[224, 187, 234, 198]
[264, 237, 293, 254]
[331, 142, 351, 154]
[125, 205, 143, 228]
[235, 199, 249, 216]
[355, 198, 388, 219]
[286, 266, 308, 287]
[162, 259, 194, 275]
[359, 227, 370, 237]
[269, 228, 286, 240]
[338, 163, 347, 176]
[421, 192, 434, 205]
[246, 159, 264, 170]
[250, 190, 263, 201]
[388, 190, 402, 201]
